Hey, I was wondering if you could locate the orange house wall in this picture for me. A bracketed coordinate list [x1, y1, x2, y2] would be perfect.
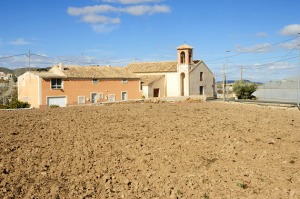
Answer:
[41, 78, 142, 107]
[18, 73, 39, 108]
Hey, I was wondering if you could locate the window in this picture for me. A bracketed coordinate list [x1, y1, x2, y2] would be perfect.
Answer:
[121, 91, 127, 101]
[51, 78, 62, 89]
[122, 79, 128, 84]
[108, 94, 116, 102]
[91, 93, 97, 103]
[24, 96, 28, 103]
[98, 93, 104, 100]
[200, 72, 203, 81]
[140, 81, 143, 91]
[78, 96, 86, 104]
[92, 79, 99, 84]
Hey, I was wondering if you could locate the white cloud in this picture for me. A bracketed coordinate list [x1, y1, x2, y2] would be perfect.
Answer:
[268, 62, 293, 70]
[68, 4, 170, 17]
[67, 3, 170, 32]
[235, 43, 272, 53]
[252, 62, 295, 71]
[256, 32, 267, 37]
[122, 5, 170, 15]
[9, 38, 31, 46]
[280, 24, 300, 36]
[81, 14, 121, 24]
[102, 0, 162, 4]
[68, 5, 118, 16]
[280, 40, 299, 50]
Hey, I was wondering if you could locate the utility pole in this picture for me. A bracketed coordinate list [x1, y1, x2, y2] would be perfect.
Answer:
[226, 50, 230, 101]
[223, 64, 226, 101]
[240, 66, 243, 81]
[25, 50, 32, 72]
[28, 50, 31, 72]
[297, 32, 300, 108]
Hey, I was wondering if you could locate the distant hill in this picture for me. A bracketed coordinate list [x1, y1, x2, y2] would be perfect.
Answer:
[216, 80, 262, 85]
[0, 67, 50, 77]
[0, 67, 13, 74]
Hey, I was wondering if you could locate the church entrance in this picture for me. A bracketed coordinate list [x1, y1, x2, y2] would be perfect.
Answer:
[153, 88, 160, 97]
[180, 73, 185, 96]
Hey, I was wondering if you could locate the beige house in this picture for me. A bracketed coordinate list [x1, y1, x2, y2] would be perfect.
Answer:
[18, 65, 141, 108]
[126, 44, 215, 98]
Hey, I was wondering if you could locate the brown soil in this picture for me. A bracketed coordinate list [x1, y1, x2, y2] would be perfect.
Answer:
[0, 101, 300, 198]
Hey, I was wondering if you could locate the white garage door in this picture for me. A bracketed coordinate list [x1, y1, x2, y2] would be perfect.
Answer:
[47, 97, 66, 107]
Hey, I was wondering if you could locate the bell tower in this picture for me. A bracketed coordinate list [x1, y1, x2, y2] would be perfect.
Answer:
[177, 44, 193, 65]
[177, 44, 193, 96]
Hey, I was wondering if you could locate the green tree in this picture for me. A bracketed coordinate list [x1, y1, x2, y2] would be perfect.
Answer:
[12, 74, 18, 83]
[233, 80, 257, 99]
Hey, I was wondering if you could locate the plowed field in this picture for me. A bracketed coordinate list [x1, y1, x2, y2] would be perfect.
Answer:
[1, 101, 299, 198]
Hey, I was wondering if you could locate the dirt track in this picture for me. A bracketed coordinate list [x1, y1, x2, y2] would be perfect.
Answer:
[0, 101, 299, 198]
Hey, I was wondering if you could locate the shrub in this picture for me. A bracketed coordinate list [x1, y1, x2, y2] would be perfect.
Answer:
[8, 100, 30, 109]
[0, 100, 30, 109]
[49, 104, 60, 108]
[233, 80, 257, 99]
[0, 104, 9, 109]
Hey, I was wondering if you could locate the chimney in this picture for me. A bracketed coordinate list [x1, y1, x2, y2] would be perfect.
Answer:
[59, 63, 64, 70]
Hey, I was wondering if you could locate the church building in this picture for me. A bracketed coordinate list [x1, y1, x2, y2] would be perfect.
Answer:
[126, 44, 215, 98]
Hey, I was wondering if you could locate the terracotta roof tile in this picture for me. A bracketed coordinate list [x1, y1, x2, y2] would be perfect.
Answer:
[30, 71, 66, 78]
[126, 61, 178, 73]
[60, 66, 138, 79]
[139, 75, 164, 85]
[177, 44, 193, 50]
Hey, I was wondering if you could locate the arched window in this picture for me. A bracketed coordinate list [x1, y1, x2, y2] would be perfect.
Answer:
[180, 52, 185, 64]
[189, 52, 192, 64]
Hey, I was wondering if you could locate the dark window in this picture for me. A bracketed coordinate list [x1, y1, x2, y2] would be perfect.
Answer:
[180, 52, 185, 64]
[121, 91, 127, 101]
[153, 88, 160, 97]
[200, 72, 203, 81]
[51, 78, 62, 89]
[140, 81, 143, 90]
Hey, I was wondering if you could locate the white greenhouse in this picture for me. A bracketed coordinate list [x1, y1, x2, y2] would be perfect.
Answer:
[253, 75, 300, 103]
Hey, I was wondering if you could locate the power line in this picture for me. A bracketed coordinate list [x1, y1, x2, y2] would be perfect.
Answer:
[245, 56, 298, 70]
[227, 54, 298, 64]
[205, 36, 298, 63]
[226, 44, 298, 70]
[0, 53, 26, 60]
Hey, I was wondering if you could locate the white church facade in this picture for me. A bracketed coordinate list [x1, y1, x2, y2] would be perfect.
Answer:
[126, 44, 215, 99]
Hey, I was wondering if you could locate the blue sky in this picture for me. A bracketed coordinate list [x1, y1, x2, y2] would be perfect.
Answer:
[0, 0, 300, 82]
